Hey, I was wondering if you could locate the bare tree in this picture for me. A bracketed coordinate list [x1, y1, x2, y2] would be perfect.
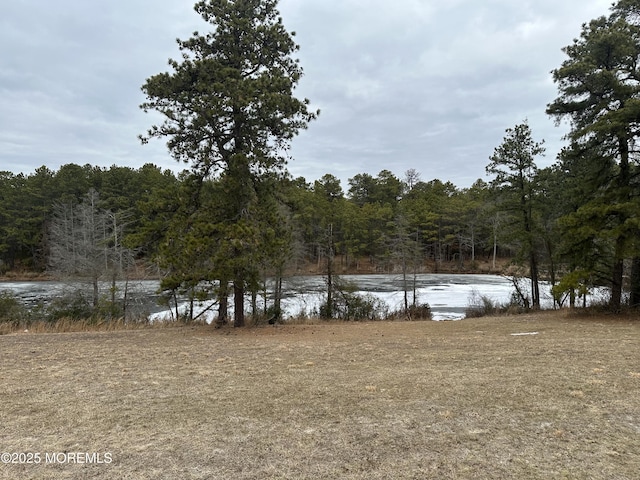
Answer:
[403, 168, 421, 192]
[49, 189, 134, 316]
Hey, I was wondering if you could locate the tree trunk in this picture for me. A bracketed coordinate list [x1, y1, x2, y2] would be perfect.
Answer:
[569, 288, 576, 309]
[610, 253, 624, 311]
[402, 257, 409, 316]
[217, 280, 228, 327]
[92, 275, 99, 308]
[172, 290, 180, 321]
[123, 278, 129, 320]
[630, 257, 640, 307]
[274, 268, 283, 320]
[492, 214, 499, 271]
[324, 224, 334, 319]
[471, 228, 475, 263]
[111, 275, 116, 304]
[492, 234, 497, 270]
[234, 278, 245, 327]
[251, 288, 257, 320]
[530, 252, 540, 310]
[545, 238, 557, 308]
[326, 251, 333, 318]
[611, 136, 631, 311]
[522, 186, 540, 310]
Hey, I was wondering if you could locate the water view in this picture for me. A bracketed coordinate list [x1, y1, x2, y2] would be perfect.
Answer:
[0, 274, 546, 321]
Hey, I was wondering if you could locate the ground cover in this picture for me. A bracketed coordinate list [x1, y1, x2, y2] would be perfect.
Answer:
[1, 311, 639, 479]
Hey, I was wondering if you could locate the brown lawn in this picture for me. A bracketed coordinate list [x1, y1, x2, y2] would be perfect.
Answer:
[1, 311, 639, 479]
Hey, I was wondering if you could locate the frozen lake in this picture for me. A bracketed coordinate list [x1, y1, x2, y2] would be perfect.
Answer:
[275, 274, 550, 321]
[0, 274, 550, 321]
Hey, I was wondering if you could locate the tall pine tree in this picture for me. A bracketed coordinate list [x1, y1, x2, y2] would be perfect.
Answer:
[140, 0, 317, 326]
[547, 1, 640, 309]
[486, 122, 545, 309]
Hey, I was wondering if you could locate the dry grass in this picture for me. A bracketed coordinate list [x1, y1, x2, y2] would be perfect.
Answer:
[0, 318, 155, 336]
[1, 311, 639, 479]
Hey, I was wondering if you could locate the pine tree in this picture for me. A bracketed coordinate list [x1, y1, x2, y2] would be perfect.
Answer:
[140, 0, 317, 326]
[486, 122, 545, 309]
[547, 1, 640, 309]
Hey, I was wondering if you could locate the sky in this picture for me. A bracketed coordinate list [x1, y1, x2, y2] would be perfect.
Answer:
[0, 0, 614, 189]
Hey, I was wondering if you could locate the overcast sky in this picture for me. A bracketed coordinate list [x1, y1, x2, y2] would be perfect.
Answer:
[1, 0, 613, 189]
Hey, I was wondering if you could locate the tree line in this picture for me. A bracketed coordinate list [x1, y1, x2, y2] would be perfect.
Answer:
[3, 0, 640, 325]
[0, 163, 510, 313]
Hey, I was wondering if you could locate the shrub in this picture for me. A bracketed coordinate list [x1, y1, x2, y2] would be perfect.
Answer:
[406, 303, 432, 320]
[465, 289, 528, 318]
[387, 303, 432, 321]
[466, 290, 495, 318]
[320, 288, 389, 321]
[0, 290, 29, 327]
[45, 292, 95, 322]
[465, 296, 495, 318]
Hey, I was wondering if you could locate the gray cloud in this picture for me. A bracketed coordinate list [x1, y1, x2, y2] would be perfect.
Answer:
[0, 0, 613, 187]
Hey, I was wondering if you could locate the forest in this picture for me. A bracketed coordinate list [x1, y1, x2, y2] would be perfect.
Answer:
[3, 0, 640, 326]
[0, 144, 635, 320]
[0, 163, 508, 298]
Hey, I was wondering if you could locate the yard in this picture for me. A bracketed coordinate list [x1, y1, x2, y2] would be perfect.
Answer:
[1, 311, 639, 479]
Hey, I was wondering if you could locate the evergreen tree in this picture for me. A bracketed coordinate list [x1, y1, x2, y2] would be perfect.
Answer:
[140, 0, 317, 326]
[547, 1, 640, 309]
[486, 122, 545, 309]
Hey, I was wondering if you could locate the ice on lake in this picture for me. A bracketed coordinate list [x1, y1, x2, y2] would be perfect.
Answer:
[2, 273, 600, 323]
[149, 273, 551, 322]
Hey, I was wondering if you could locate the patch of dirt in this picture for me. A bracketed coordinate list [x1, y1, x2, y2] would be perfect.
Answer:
[1, 311, 639, 479]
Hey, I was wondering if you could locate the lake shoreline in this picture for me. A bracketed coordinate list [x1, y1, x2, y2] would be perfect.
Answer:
[1, 273, 527, 322]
